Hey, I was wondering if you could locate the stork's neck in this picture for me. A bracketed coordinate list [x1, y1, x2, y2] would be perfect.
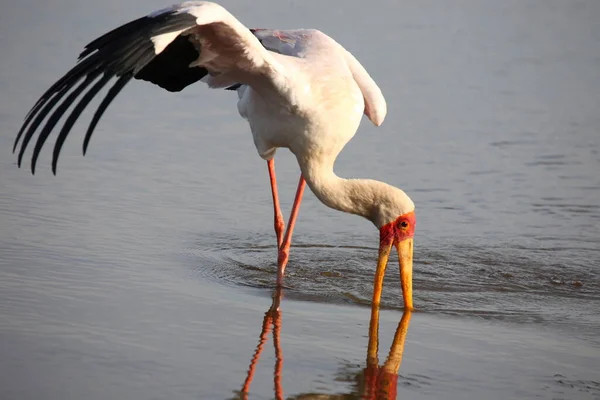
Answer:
[297, 153, 414, 228]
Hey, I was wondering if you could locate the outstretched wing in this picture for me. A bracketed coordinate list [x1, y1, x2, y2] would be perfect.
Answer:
[13, 1, 281, 174]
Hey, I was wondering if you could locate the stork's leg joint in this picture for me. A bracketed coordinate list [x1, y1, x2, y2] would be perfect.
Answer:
[274, 211, 285, 248]
[276, 242, 290, 286]
[277, 247, 289, 269]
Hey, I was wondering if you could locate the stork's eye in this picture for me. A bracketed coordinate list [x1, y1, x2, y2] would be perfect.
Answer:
[400, 221, 409, 229]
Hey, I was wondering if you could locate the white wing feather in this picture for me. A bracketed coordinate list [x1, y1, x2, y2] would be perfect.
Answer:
[251, 28, 387, 126]
[343, 50, 387, 126]
[151, 2, 284, 88]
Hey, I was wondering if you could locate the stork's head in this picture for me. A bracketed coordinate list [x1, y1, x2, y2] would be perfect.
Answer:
[372, 188, 416, 310]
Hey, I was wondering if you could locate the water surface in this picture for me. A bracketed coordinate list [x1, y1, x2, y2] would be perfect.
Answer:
[1, 0, 599, 399]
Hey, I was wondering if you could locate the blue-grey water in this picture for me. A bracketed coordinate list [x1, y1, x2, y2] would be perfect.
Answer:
[1, 0, 599, 399]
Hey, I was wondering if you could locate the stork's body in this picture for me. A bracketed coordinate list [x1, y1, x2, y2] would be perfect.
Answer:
[13, 1, 416, 309]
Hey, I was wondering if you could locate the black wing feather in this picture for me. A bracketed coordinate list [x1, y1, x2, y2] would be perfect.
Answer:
[17, 85, 71, 167]
[13, 10, 205, 174]
[52, 73, 113, 173]
[13, 9, 262, 174]
[82, 73, 133, 159]
[30, 72, 102, 174]
[135, 35, 208, 92]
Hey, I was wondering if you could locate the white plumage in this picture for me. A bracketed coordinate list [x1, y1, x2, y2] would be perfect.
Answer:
[13, 1, 417, 309]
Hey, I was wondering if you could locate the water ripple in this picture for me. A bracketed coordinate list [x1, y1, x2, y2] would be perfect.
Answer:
[181, 232, 600, 345]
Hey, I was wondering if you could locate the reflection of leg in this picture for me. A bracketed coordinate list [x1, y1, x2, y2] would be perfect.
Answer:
[267, 159, 285, 248]
[270, 285, 283, 312]
[273, 307, 283, 400]
[241, 287, 285, 399]
[241, 312, 272, 398]
[277, 175, 306, 285]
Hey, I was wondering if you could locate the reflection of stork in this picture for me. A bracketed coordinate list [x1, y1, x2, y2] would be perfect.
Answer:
[13, 1, 416, 308]
[240, 287, 284, 400]
[239, 287, 412, 399]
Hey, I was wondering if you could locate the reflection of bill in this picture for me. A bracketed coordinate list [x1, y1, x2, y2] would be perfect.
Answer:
[363, 309, 412, 399]
[238, 287, 412, 400]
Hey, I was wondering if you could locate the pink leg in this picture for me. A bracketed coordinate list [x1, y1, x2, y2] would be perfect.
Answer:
[277, 175, 306, 285]
[267, 159, 285, 248]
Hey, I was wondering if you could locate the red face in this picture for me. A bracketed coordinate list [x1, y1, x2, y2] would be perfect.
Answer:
[373, 211, 416, 310]
[379, 211, 416, 248]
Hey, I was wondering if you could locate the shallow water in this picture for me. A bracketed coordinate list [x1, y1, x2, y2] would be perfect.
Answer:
[1, 0, 599, 399]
